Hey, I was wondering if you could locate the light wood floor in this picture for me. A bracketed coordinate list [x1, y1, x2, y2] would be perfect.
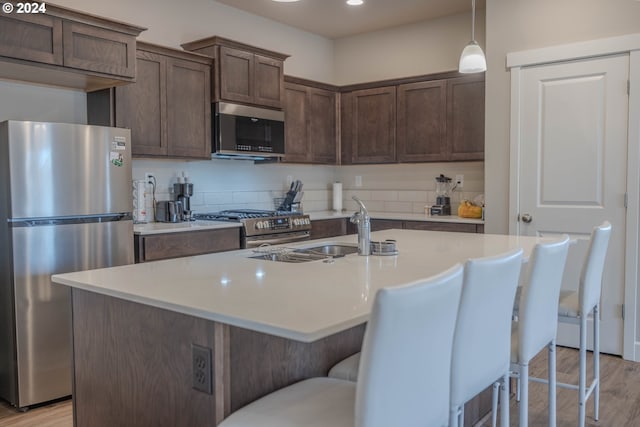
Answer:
[477, 346, 640, 426]
[1, 347, 639, 426]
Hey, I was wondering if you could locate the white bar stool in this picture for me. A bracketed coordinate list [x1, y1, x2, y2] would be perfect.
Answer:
[491, 236, 571, 427]
[218, 264, 464, 427]
[450, 249, 523, 427]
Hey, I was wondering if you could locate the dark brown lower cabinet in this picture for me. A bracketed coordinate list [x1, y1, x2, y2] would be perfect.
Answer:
[403, 220, 483, 233]
[310, 218, 347, 240]
[134, 228, 241, 263]
[338, 218, 484, 235]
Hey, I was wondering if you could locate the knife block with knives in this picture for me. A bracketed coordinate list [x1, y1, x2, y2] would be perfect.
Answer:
[277, 180, 303, 211]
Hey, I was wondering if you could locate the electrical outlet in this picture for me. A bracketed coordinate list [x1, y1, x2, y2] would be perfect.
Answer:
[192, 344, 212, 394]
[455, 174, 464, 188]
[355, 176, 362, 187]
[144, 172, 154, 184]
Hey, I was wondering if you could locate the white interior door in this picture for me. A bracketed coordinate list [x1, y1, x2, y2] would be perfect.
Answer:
[515, 54, 629, 355]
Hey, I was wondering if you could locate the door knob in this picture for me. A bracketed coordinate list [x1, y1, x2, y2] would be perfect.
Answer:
[521, 213, 533, 223]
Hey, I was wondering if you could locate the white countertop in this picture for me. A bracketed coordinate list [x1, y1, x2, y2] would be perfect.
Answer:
[133, 220, 241, 235]
[53, 229, 544, 343]
[308, 210, 484, 224]
[133, 211, 482, 235]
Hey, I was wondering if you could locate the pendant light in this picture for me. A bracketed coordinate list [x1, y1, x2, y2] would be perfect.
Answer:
[458, 0, 486, 73]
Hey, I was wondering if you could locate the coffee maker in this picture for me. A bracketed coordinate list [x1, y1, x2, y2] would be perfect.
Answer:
[173, 182, 194, 221]
[430, 174, 452, 216]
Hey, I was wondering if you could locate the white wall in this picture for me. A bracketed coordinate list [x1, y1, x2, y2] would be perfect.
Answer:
[133, 159, 336, 214]
[336, 162, 484, 214]
[334, 9, 485, 85]
[485, 0, 640, 233]
[0, 80, 87, 124]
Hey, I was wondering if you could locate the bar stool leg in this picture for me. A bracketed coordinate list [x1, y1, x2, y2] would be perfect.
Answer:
[548, 339, 557, 427]
[519, 364, 529, 427]
[579, 315, 587, 427]
[594, 304, 600, 421]
[500, 373, 510, 427]
[491, 382, 499, 427]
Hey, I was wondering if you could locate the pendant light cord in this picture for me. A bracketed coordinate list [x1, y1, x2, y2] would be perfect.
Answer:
[471, 0, 476, 42]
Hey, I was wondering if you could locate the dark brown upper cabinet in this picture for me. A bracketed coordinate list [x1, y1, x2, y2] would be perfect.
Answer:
[283, 78, 338, 164]
[0, 4, 144, 91]
[447, 76, 485, 161]
[87, 42, 212, 159]
[182, 37, 289, 110]
[341, 72, 484, 164]
[348, 86, 397, 164]
[397, 80, 447, 162]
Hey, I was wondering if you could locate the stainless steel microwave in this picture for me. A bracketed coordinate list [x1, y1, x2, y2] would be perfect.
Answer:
[212, 102, 285, 160]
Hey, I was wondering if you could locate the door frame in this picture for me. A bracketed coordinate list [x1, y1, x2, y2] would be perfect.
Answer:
[507, 34, 640, 361]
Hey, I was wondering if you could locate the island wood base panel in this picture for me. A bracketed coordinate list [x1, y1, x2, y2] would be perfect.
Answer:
[71, 289, 491, 426]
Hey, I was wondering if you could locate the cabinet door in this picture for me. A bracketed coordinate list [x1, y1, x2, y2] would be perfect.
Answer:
[370, 219, 403, 231]
[340, 92, 353, 165]
[310, 218, 347, 240]
[62, 21, 135, 78]
[254, 54, 283, 109]
[138, 228, 240, 262]
[0, 14, 62, 65]
[219, 46, 253, 105]
[166, 57, 211, 159]
[351, 87, 396, 164]
[447, 76, 485, 160]
[308, 87, 337, 164]
[116, 50, 167, 157]
[397, 81, 447, 162]
[283, 83, 310, 163]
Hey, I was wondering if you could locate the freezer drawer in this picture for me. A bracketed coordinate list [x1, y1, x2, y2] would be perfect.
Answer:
[9, 219, 132, 407]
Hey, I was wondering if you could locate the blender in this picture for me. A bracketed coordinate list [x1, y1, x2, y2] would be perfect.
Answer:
[431, 174, 452, 215]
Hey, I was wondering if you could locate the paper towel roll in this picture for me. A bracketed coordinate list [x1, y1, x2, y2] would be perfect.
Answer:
[133, 180, 149, 223]
[333, 182, 343, 212]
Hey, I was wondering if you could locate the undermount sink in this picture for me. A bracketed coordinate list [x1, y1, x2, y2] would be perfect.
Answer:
[250, 244, 359, 263]
[296, 244, 359, 257]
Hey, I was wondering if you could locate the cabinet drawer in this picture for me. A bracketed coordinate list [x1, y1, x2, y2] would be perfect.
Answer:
[0, 14, 63, 65]
[139, 228, 241, 262]
[63, 21, 136, 78]
[403, 221, 478, 233]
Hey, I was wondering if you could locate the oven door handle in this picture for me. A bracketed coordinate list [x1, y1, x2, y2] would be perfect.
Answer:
[246, 231, 310, 248]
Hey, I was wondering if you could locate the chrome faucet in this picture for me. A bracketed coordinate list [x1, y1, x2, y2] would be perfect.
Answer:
[350, 196, 370, 256]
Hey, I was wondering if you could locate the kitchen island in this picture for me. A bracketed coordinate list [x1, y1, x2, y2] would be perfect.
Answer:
[53, 229, 544, 426]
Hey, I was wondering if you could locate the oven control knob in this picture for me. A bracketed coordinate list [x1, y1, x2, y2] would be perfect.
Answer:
[293, 219, 299, 226]
[305, 218, 310, 225]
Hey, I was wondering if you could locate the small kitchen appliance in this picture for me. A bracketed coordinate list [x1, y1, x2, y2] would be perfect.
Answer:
[431, 174, 453, 216]
[174, 182, 194, 220]
[195, 209, 311, 248]
[155, 200, 183, 223]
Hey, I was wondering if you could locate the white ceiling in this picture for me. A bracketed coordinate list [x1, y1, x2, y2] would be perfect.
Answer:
[214, 0, 484, 39]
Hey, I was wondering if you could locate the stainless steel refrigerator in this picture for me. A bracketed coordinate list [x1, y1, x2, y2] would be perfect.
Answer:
[0, 121, 134, 408]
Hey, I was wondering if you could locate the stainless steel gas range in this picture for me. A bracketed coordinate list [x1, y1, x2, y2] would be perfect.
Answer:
[194, 209, 311, 248]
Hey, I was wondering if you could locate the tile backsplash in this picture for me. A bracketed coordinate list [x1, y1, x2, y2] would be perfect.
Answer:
[133, 158, 484, 218]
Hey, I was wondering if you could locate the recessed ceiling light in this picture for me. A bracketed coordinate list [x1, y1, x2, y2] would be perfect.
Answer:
[346, 0, 364, 5]
[272, 0, 300, 2]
